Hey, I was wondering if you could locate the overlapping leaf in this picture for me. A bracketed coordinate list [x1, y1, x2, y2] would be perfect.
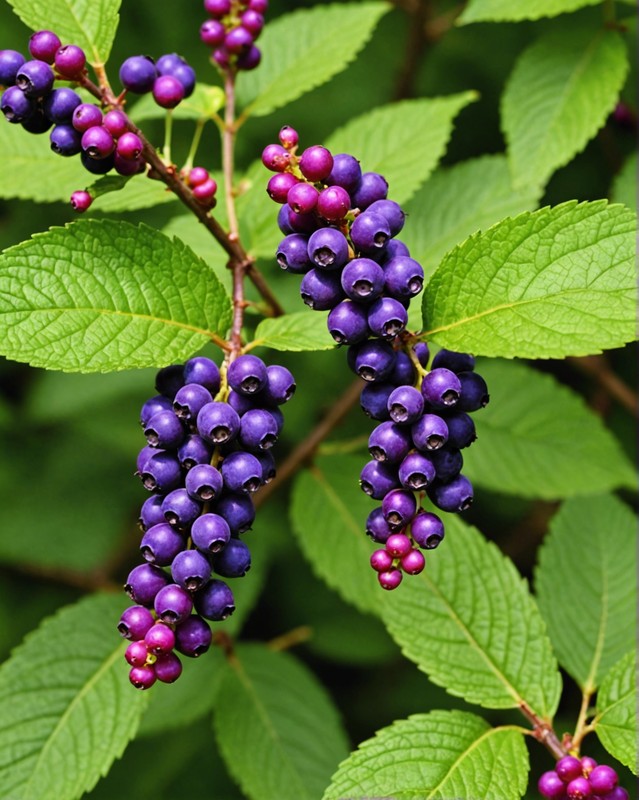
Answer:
[0, 594, 148, 800]
[594, 651, 637, 772]
[251, 311, 333, 352]
[0, 219, 232, 371]
[422, 201, 637, 358]
[324, 711, 528, 800]
[459, 0, 601, 24]
[611, 152, 637, 212]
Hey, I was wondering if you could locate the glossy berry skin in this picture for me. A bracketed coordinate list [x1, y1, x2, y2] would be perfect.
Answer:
[15, 60, 54, 98]
[431, 348, 475, 373]
[54, 45, 87, 78]
[411, 413, 449, 452]
[201, 19, 226, 47]
[341, 258, 385, 303]
[140, 522, 185, 566]
[72, 103, 103, 132]
[221, 451, 263, 494]
[116, 131, 143, 160]
[170, 62, 196, 97]
[81, 126, 115, 159]
[193, 178, 218, 205]
[457, 371, 489, 411]
[173, 383, 212, 422]
[239, 408, 279, 451]
[161, 489, 201, 529]
[287, 182, 319, 214]
[317, 185, 351, 221]
[213, 538, 251, 578]
[327, 300, 369, 345]
[118, 605, 155, 640]
[427, 474, 473, 513]
[185, 463, 223, 502]
[267, 172, 299, 203]
[360, 382, 394, 421]
[263, 364, 296, 404]
[387, 385, 424, 425]
[139, 451, 182, 493]
[225, 26, 254, 53]
[538, 771, 567, 799]
[351, 340, 396, 382]
[195, 579, 235, 620]
[382, 488, 417, 530]
[566, 777, 591, 799]
[155, 363, 185, 398]
[21, 107, 52, 134]
[413, 341, 430, 367]
[278, 125, 298, 149]
[154, 583, 193, 624]
[140, 394, 173, 427]
[365, 507, 392, 543]
[410, 511, 445, 549]
[370, 549, 393, 572]
[351, 211, 391, 255]
[360, 460, 400, 500]
[138, 494, 165, 531]
[129, 665, 156, 689]
[197, 402, 241, 444]
[352, 171, 388, 209]
[326, 153, 362, 191]
[44, 88, 82, 123]
[1, 86, 34, 123]
[177, 434, 212, 470]
[103, 109, 128, 137]
[144, 409, 184, 449]
[367, 296, 408, 339]
[378, 568, 402, 590]
[153, 74, 185, 108]
[204, 0, 232, 16]
[556, 759, 582, 783]
[175, 615, 212, 657]
[276, 234, 312, 273]
[184, 356, 220, 391]
[401, 548, 425, 575]
[390, 352, 416, 386]
[398, 451, 436, 490]
[430, 448, 463, 482]
[443, 412, 476, 449]
[383, 256, 424, 299]
[124, 563, 170, 606]
[154, 652, 183, 683]
[50, 124, 82, 156]
[125, 640, 149, 667]
[215, 493, 255, 534]
[228, 354, 268, 395]
[588, 766, 618, 793]
[299, 269, 344, 310]
[366, 199, 405, 237]
[120, 55, 157, 93]
[191, 512, 231, 553]
[262, 143, 290, 172]
[421, 368, 462, 409]
[145, 622, 176, 655]
[171, 549, 212, 592]
[0, 50, 26, 85]
[368, 421, 412, 463]
[29, 30, 62, 64]
[308, 228, 350, 270]
[299, 145, 333, 182]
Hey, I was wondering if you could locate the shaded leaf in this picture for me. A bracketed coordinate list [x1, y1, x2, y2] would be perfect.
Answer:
[90, 175, 178, 212]
[594, 651, 637, 773]
[611, 151, 637, 212]
[251, 311, 333, 352]
[460, 0, 601, 24]
[324, 711, 528, 800]
[129, 84, 225, 122]
[0, 594, 148, 800]
[0, 219, 232, 372]
[422, 201, 637, 359]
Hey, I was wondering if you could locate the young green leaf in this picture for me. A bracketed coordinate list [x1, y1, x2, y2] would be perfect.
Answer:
[7, 0, 121, 66]
[236, 2, 390, 117]
[535, 496, 636, 691]
[422, 201, 637, 359]
[459, 0, 601, 24]
[611, 152, 637, 212]
[213, 644, 350, 800]
[89, 175, 179, 212]
[324, 711, 529, 800]
[594, 650, 637, 773]
[250, 311, 333, 352]
[0, 594, 148, 800]
[502, 25, 628, 189]
[326, 93, 477, 206]
[129, 84, 225, 122]
[463, 360, 636, 498]
[0, 120, 88, 203]
[0, 219, 232, 372]
[402, 156, 542, 279]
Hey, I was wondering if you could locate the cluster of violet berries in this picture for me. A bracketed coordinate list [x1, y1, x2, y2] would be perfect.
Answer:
[119, 353, 295, 689]
[538, 755, 628, 799]
[262, 127, 488, 590]
[200, 0, 267, 71]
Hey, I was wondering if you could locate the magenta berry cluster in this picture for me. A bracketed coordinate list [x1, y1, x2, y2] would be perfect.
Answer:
[184, 165, 219, 208]
[119, 52, 196, 109]
[119, 353, 295, 689]
[262, 126, 489, 590]
[200, 0, 267, 71]
[538, 755, 628, 800]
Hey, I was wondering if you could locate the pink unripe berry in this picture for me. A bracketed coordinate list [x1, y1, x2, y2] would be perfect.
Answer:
[267, 172, 299, 203]
[287, 182, 318, 214]
[72, 103, 102, 132]
[240, 10, 264, 36]
[317, 185, 351, 220]
[144, 622, 176, 654]
[28, 30, 62, 64]
[54, 44, 86, 78]
[579, 757, 597, 776]
[370, 548, 393, 572]
[225, 26, 254, 54]
[125, 640, 149, 667]
[204, 0, 232, 16]
[378, 569, 402, 590]
[116, 131, 143, 160]
[193, 177, 218, 203]
[103, 109, 129, 138]
[212, 47, 231, 68]
[249, 0, 268, 12]
[188, 166, 210, 186]
[401, 548, 425, 575]
[129, 665, 156, 690]
[200, 19, 226, 47]
[385, 533, 412, 558]
[556, 756, 583, 783]
[70, 190, 92, 212]
[566, 776, 591, 799]
[153, 75, 185, 109]
[299, 145, 333, 182]
[538, 771, 568, 799]
[279, 125, 299, 150]
[261, 143, 290, 172]
[588, 765, 618, 793]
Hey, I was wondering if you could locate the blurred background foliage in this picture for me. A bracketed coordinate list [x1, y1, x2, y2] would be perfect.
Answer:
[0, 0, 635, 797]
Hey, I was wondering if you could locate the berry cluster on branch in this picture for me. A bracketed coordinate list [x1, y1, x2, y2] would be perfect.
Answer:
[538, 755, 629, 800]
[262, 127, 489, 590]
[200, 0, 268, 72]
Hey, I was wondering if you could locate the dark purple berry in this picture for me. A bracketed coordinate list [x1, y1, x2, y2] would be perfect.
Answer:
[43, 87, 82, 123]
[238, 45, 262, 71]
[429, 447, 463, 481]
[299, 145, 333, 182]
[387, 385, 424, 425]
[195, 579, 235, 620]
[398, 451, 436, 490]
[50, 123, 81, 155]
[175, 615, 212, 657]
[21, 107, 52, 134]
[421, 368, 461, 409]
[197, 402, 241, 444]
[191, 512, 231, 553]
[177, 434, 213, 470]
[307, 228, 350, 270]
[327, 300, 369, 345]
[411, 413, 449, 451]
[221, 451, 263, 494]
[389, 351, 415, 390]
[141, 395, 173, 427]
[118, 605, 155, 640]
[161, 488, 202, 529]
[154, 583, 194, 624]
[368, 421, 412, 463]
[276, 234, 312, 273]
[431, 349, 475, 373]
[155, 364, 185, 398]
[427, 474, 473, 512]
[214, 493, 255, 534]
[360, 382, 394, 420]
[184, 356, 220, 391]
[1, 86, 35, 123]
[72, 103, 103, 132]
[171, 549, 212, 592]
[300, 268, 344, 310]
[15, 60, 54, 97]
[380, 238, 411, 262]
[136, 444, 158, 475]
[326, 153, 362, 190]
[351, 340, 396, 382]
[120, 55, 157, 93]
[359, 460, 400, 499]
[225, 26, 254, 53]
[351, 211, 391, 255]
[457, 371, 489, 411]
[139, 494, 166, 531]
[367, 296, 408, 339]
[124, 563, 170, 606]
[140, 451, 182, 493]
[256, 450, 276, 483]
[54, 45, 86, 78]
[411, 511, 445, 549]
[365, 507, 392, 543]
[382, 488, 417, 530]
[154, 652, 183, 683]
[185, 463, 223, 502]
[263, 364, 296, 404]
[173, 383, 213, 422]
[413, 341, 430, 367]
[114, 154, 145, 176]
[341, 258, 385, 303]
[228, 354, 268, 395]
[212, 538, 251, 578]
[239, 408, 279, 451]
[81, 151, 115, 174]
[442, 412, 476, 449]
[144, 409, 184, 449]
[383, 256, 424, 299]
[140, 522, 185, 565]
[366, 199, 405, 236]
[352, 172, 388, 209]
[170, 63, 196, 97]
[0, 50, 25, 85]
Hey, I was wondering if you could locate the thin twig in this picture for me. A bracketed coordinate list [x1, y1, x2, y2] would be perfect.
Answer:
[568, 354, 638, 418]
[519, 701, 567, 760]
[267, 626, 313, 652]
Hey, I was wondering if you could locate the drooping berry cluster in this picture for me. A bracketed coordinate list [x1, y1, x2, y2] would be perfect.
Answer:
[119, 353, 295, 689]
[262, 127, 489, 589]
[538, 755, 628, 799]
[200, 0, 267, 71]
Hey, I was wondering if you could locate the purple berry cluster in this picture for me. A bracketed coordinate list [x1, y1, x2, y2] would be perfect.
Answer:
[119, 52, 196, 109]
[538, 755, 628, 800]
[262, 127, 489, 590]
[120, 353, 295, 689]
[200, 0, 267, 71]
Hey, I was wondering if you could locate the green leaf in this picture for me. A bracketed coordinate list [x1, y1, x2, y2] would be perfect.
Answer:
[251, 311, 333, 352]
[0, 120, 88, 203]
[213, 644, 350, 800]
[535, 495, 636, 691]
[291, 455, 561, 716]
[463, 360, 636, 498]
[501, 26, 628, 189]
[291, 455, 385, 616]
[236, 160, 283, 260]
[459, 0, 601, 24]
[7, 0, 121, 66]
[161, 214, 231, 293]
[0, 594, 148, 800]
[90, 175, 178, 213]
[422, 201, 637, 359]
[594, 651, 637, 773]
[324, 711, 529, 800]
[236, 2, 390, 117]
[0, 219, 232, 372]
[326, 93, 478, 205]
[611, 152, 637, 212]
[402, 155, 542, 279]
[129, 84, 225, 122]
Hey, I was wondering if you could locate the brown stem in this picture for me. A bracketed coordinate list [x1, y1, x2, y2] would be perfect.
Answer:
[394, 0, 431, 100]
[568, 354, 638, 418]
[267, 625, 313, 652]
[254, 378, 363, 508]
[519, 701, 567, 760]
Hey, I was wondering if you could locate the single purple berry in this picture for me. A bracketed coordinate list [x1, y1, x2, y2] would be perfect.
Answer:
[341, 258, 385, 303]
[326, 153, 362, 191]
[421, 368, 462, 409]
[366, 199, 405, 236]
[566, 776, 592, 799]
[351, 211, 391, 256]
[287, 182, 319, 215]
[124, 563, 170, 607]
[413, 341, 430, 367]
[191, 512, 231, 553]
[129, 665, 156, 690]
[350, 340, 396, 382]
[54, 45, 86, 78]
[141, 394, 174, 427]
[378, 568, 402, 590]
[370, 548, 393, 572]
[139, 494, 166, 531]
[140, 451, 182, 493]
[81, 125, 115, 159]
[368, 296, 408, 339]
[118, 605, 155, 640]
[154, 651, 183, 683]
[184, 356, 220, 391]
[0, 50, 26, 86]
[556, 757, 586, 783]
[153, 74, 185, 108]
[144, 409, 184, 449]
[225, 26, 254, 53]
[161, 488, 202, 530]
[50, 124, 82, 156]
[401, 548, 425, 575]
[197, 401, 241, 444]
[368, 421, 412, 464]
[145, 622, 176, 655]
[300, 268, 344, 310]
[140, 522, 186, 566]
[263, 364, 296, 404]
[249, 0, 268, 11]
[204, 0, 232, 15]
[177, 434, 213, 470]
[239, 408, 279, 451]
[171, 549, 212, 592]
[307, 227, 350, 270]
[398, 451, 436, 490]
[155, 363, 185, 398]
[383, 255, 424, 299]
[221, 451, 263, 494]
[72, 102, 103, 132]
[538, 771, 567, 799]
[352, 172, 388, 209]
[457, 371, 489, 411]
[299, 145, 333, 182]
[387, 385, 424, 425]
[410, 511, 445, 549]
[201, 19, 226, 47]
[588, 766, 618, 794]
[228, 354, 268, 395]
[214, 493, 255, 534]
[171, 63, 196, 97]
[43, 87, 82, 123]
[579, 757, 597, 777]
[382, 488, 417, 530]
[427, 474, 474, 513]
[241, 9, 265, 36]
[212, 538, 251, 578]
[389, 348, 416, 387]
[442, 412, 476, 449]
[262, 143, 290, 172]
[1, 86, 35, 123]
[360, 382, 394, 421]
[429, 447, 463, 482]
[195, 578, 235, 620]
[327, 300, 370, 345]
[185, 464, 224, 502]
[15, 59, 54, 98]
[317, 185, 351, 221]
[116, 131, 143, 160]
[431, 348, 475, 373]
[119, 55, 157, 93]
[154, 583, 194, 624]
[125, 640, 149, 667]
[365, 507, 392, 543]
[103, 108, 129, 137]
[267, 172, 299, 203]
[173, 383, 213, 422]
[411, 413, 449, 451]
[359, 460, 400, 500]
[175, 615, 212, 657]
[276, 233, 312, 273]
